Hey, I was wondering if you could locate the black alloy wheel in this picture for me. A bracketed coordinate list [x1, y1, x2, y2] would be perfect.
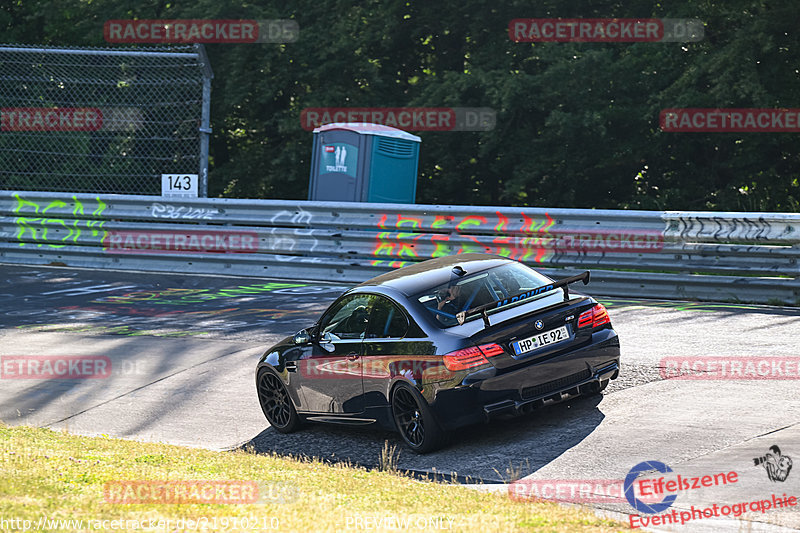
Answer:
[391, 383, 446, 453]
[257, 369, 300, 433]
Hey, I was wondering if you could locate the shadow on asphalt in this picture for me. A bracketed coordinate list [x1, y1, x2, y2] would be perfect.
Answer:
[240, 393, 605, 484]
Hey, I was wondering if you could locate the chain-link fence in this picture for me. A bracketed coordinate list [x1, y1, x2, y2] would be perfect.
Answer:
[0, 44, 212, 196]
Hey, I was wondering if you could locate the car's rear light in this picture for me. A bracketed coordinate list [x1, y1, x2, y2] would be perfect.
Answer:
[443, 343, 504, 371]
[593, 304, 610, 327]
[478, 343, 505, 358]
[577, 303, 611, 329]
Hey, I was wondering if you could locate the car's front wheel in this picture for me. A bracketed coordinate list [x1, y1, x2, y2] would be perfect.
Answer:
[257, 369, 301, 433]
[391, 383, 447, 454]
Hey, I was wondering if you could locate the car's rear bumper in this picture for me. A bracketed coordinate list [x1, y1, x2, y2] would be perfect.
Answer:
[429, 329, 620, 431]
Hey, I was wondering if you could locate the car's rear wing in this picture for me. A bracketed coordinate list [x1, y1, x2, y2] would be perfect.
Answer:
[456, 271, 591, 327]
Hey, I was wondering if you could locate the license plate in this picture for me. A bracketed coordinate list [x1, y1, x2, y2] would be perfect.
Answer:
[512, 325, 570, 355]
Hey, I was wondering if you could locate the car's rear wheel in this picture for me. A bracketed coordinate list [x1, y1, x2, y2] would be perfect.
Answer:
[257, 369, 300, 433]
[391, 383, 447, 454]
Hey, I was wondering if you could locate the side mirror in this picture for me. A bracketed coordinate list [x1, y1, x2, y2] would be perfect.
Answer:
[293, 329, 311, 345]
[319, 332, 336, 353]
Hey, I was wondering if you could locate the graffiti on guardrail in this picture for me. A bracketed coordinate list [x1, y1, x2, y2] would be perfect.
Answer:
[12, 193, 107, 248]
[150, 202, 220, 220]
[370, 211, 664, 268]
[267, 207, 320, 261]
[371, 212, 557, 268]
[667, 215, 799, 243]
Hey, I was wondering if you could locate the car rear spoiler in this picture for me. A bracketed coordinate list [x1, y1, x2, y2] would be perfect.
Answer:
[456, 271, 591, 327]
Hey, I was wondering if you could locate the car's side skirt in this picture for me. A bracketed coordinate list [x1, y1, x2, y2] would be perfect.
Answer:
[302, 415, 376, 425]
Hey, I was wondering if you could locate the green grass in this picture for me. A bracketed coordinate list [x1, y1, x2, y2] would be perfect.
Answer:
[0, 423, 629, 532]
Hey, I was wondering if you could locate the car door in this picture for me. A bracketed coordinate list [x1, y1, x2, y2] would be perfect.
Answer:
[296, 293, 371, 414]
[360, 295, 442, 403]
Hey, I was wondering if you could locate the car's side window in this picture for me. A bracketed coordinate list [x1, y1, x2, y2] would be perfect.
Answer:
[319, 294, 373, 340]
[366, 296, 409, 339]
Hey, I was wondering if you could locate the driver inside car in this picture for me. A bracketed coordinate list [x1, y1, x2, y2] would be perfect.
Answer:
[436, 284, 464, 319]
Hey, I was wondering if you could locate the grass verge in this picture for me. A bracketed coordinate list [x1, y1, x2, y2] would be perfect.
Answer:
[0, 424, 628, 532]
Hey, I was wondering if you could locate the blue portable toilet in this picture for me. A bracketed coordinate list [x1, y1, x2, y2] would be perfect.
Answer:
[308, 123, 421, 203]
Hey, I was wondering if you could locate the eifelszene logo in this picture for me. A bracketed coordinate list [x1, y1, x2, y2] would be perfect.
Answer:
[625, 460, 741, 516]
[624, 461, 678, 514]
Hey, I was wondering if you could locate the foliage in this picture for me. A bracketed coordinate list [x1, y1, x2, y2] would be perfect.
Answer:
[1, 0, 798, 211]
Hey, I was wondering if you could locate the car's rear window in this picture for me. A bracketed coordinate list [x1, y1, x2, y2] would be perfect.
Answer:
[414, 263, 557, 327]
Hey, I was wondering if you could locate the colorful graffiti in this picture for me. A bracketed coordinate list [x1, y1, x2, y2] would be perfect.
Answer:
[370, 211, 666, 268]
[371, 212, 557, 268]
[13, 194, 107, 248]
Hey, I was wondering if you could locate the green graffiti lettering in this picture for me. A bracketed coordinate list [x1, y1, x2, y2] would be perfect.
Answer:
[15, 217, 41, 246]
[13, 195, 42, 246]
[12, 195, 107, 248]
[13, 194, 40, 214]
[40, 200, 68, 246]
[71, 196, 85, 243]
[90, 197, 108, 239]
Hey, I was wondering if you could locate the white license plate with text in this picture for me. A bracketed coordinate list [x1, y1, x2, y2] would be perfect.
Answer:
[512, 325, 570, 355]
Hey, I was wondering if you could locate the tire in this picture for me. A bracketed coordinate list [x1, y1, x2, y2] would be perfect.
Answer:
[257, 369, 301, 433]
[391, 383, 447, 454]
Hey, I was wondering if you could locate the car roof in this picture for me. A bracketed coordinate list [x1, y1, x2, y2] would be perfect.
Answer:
[356, 253, 515, 296]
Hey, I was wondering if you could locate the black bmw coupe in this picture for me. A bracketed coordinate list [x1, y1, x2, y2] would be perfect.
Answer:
[256, 253, 620, 453]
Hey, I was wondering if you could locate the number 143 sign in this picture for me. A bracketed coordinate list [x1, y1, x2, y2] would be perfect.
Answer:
[161, 174, 198, 197]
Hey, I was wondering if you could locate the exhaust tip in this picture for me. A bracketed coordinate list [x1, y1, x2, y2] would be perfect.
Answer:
[582, 380, 606, 394]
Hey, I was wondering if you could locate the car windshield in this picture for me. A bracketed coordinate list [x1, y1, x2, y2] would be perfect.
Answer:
[414, 263, 557, 327]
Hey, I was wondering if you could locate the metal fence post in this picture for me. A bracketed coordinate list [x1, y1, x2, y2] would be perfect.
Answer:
[196, 44, 214, 198]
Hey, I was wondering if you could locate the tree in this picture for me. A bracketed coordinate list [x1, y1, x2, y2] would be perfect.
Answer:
[1, 0, 798, 211]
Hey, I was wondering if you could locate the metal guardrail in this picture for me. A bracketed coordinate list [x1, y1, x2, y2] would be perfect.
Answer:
[1, 191, 798, 304]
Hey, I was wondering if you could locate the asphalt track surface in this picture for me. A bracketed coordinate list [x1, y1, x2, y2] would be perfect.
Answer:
[1, 264, 799, 532]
